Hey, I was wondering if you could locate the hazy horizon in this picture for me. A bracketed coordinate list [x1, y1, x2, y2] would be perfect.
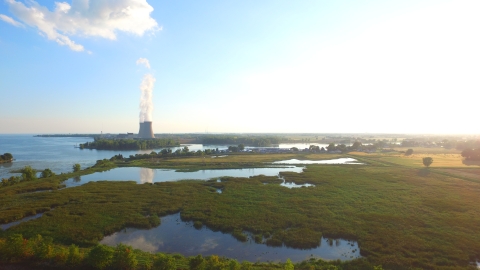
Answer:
[1, 0, 478, 134]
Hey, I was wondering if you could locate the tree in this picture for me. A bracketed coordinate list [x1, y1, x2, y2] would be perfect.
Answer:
[73, 164, 81, 172]
[3, 153, 13, 160]
[87, 245, 114, 270]
[41, 168, 55, 178]
[461, 148, 480, 161]
[326, 143, 336, 152]
[238, 144, 245, 151]
[21, 166, 37, 181]
[423, 157, 433, 167]
[112, 244, 137, 270]
[154, 254, 176, 270]
[351, 141, 362, 150]
[405, 149, 414, 156]
[284, 258, 294, 270]
[189, 254, 206, 270]
[67, 244, 83, 266]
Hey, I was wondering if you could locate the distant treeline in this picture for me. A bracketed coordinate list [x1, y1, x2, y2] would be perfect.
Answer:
[0, 153, 13, 163]
[80, 138, 179, 150]
[401, 139, 480, 150]
[201, 135, 284, 147]
[461, 148, 480, 161]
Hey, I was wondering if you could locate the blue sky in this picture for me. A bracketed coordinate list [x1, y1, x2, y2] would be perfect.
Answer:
[1, 0, 479, 134]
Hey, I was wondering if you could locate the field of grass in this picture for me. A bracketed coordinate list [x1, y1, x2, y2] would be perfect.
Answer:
[1, 151, 480, 269]
[125, 153, 344, 171]
[350, 147, 480, 168]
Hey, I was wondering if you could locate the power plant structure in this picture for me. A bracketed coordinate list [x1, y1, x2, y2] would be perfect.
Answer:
[138, 121, 155, 139]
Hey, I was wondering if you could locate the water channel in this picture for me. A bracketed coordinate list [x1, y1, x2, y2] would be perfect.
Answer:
[100, 213, 361, 262]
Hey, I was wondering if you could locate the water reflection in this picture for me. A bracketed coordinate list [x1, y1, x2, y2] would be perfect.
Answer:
[101, 213, 361, 262]
[140, 168, 154, 184]
[273, 158, 363, 165]
[280, 181, 314, 189]
[64, 167, 304, 188]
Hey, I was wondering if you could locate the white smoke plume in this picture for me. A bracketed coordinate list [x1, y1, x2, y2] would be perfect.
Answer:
[136, 58, 151, 69]
[139, 73, 155, 123]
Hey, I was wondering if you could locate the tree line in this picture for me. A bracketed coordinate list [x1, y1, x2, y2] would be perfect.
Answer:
[79, 138, 179, 150]
[461, 148, 480, 161]
[0, 164, 82, 188]
[0, 233, 380, 269]
[201, 135, 283, 147]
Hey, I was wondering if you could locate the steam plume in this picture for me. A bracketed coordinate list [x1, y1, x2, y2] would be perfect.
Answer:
[136, 58, 151, 69]
[139, 73, 155, 122]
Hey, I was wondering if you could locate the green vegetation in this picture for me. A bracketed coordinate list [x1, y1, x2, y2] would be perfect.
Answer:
[462, 148, 480, 161]
[201, 135, 283, 147]
[0, 234, 374, 269]
[80, 138, 179, 150]
[1, 149, 480, 268]
[422, 157, 433, 167]
[1, 159, 116, 191]
[0, 153, 13, 163]
[73, 163, 81, 172]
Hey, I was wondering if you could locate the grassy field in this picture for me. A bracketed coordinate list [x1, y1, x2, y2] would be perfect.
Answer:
[1, 150, 480, 269]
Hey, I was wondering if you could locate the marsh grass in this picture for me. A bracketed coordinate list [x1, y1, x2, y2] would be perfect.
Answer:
[1, 153, 480, 268]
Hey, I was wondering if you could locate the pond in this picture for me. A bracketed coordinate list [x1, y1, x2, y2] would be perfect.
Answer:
[64, 167, 305, 188]
[100, 213, 361, 262]
[272, 158, 363, 165]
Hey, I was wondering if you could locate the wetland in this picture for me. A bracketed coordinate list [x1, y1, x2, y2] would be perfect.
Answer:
[2, 135, 480, 269]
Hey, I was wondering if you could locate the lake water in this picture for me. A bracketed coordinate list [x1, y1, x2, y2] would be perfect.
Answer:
[63, 167, 305, 188]
[273, 158, 363, 165]
[100, 213, 361, 262]
[0, 135, 332, 179]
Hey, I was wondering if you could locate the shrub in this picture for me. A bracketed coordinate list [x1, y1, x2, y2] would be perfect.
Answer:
[153, 254, 176, 270]
[73, 164, 81, 172]
[31, 234, 54, 260]
[21, 166, 37, 181]
[41, 168, 56, 178]
[189, 254, 206, 270]
[113, 244, 137, 270]
[87, 245, 114, 270]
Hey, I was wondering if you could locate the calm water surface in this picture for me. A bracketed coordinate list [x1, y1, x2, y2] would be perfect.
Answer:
[101, 213, 361, 262]
[273, 158, 363, 165]
[64, 167, 305, 188]
[0, 135, 330, 179]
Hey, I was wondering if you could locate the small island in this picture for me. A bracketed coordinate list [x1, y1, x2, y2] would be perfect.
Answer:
[0, 153, 13, 164]
[79, 138, 180, 150]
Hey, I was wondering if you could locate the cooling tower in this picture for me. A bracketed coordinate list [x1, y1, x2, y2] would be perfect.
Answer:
[138, 121, 155, 139]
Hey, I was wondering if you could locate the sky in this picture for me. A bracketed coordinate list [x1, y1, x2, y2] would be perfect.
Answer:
[0, 0, 479, 134]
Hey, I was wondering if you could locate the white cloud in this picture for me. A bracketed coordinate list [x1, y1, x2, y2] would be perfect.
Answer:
[0, 14, 24, 27]
[5, 0, 160, 52]
[136, 58, 151, 69]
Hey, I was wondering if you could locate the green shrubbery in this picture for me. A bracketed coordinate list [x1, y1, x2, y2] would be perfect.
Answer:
[0, 153, 13, 163]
